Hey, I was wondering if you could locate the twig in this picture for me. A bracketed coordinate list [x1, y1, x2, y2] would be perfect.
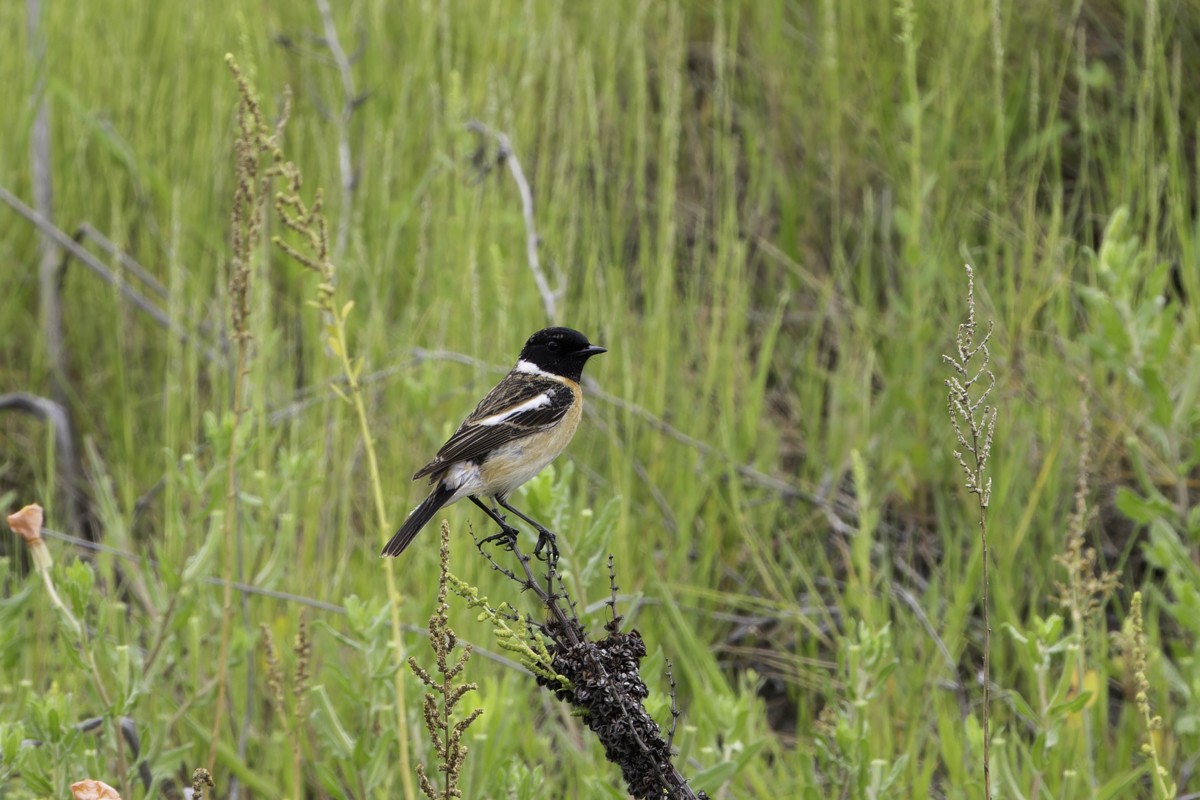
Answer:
[0, 187, 222, 362]
[0, 392, 78, 501]
[466, 120, 561, 323]
[36, 523, 527, 671]
[74, 222, 169, 299]
[273, 344, 819, 508]
[890, 584, 969, 722]
[313, 0, 359, 260]
[475, 530, 582, 647]
[665, 658, 680, 753]
[25, 0, 63, 399]
[585, 379, 815, 502]
[22, 716, 151, 792]
[408, 346, 816, 502]
[23, 0, 84, 544]
[75, 219, 225, 348]
[606, 554, 621, 623]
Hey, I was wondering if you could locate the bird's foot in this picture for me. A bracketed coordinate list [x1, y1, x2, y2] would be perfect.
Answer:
[478, 525, 520, 551]
[532, 528, 559, 563]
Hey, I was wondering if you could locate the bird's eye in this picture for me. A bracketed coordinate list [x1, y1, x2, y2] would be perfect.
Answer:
[546, 340, 561, 353]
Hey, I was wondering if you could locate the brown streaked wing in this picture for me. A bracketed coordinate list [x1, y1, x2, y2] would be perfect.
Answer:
[412, 375, 571, 481]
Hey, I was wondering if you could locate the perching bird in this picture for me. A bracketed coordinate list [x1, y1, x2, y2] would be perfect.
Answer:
[381, 327, 606, 558]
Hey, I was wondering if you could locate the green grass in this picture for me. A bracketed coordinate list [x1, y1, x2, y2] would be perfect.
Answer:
[3, 0, 1200, 797]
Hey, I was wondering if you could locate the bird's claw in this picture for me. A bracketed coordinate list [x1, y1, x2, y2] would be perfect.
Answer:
[478, 526, 520, 551]
[533, 529, 559, 563]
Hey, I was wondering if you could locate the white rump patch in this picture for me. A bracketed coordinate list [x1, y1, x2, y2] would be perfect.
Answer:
[444, 461, 481, 492]
[476, 392, 552, 426]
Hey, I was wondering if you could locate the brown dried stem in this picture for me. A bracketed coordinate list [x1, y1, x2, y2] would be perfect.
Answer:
[468, 529, 705, 799]
[408, 523, 483, 800]
[466, 121, 561, 323]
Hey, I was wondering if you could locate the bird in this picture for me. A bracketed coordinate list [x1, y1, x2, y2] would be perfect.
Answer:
[381, 326, 607, 558]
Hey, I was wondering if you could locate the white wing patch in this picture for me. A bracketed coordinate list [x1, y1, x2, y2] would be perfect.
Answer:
[475, 392, 552, 426]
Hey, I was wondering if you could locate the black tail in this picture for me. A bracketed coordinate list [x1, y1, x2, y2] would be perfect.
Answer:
[381, 484, 454, 557]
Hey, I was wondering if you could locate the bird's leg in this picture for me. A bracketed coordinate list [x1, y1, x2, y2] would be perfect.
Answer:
[496, 498, 559, 562]
[471, 496, 519, 549]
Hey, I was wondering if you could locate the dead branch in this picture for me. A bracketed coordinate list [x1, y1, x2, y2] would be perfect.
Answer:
[472, 533, 706, 799]
[0, 392, 92, 545]
[35, 522, 526, 672]
[313, 0, 360, 260]
[0, 187, 221, 362]
[74, 223, 168, 300]
[466, 120, 562, 323]
[25, 0, 64, 404]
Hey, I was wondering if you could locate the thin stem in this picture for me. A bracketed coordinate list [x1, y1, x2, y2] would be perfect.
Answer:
[943, 264, 995, 799]
[208, 341, 248, 770]
[978, 490, 991, 795]
[332, 320, 416, 800]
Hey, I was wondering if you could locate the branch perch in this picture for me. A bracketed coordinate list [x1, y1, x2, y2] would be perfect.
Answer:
[470, 529, 707, 799]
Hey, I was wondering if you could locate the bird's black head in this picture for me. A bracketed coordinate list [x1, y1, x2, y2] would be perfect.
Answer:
[517, 327, 606, 382]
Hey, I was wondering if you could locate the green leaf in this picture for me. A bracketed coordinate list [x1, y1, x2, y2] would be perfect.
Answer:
[582, 775, 629, 800]
[1176, 713, 1200, 735]
[21, 762, 53, 796]
[309, 684, 356, 758]
[690, 759, 740, 794]
[692, 740, 766, 794]
[182, 515, 221, 583]
[1096, 765, 1148, 800]
[63, 560, 95, 621]
[1044, 721, 1060, 749]
[0, 723, 25, 770]
[182, 714, 282, 797]
[1125, 438, 1162, 497]
[0, 577, 35, 617]
[1188, 505, 1200, 540]
[1005, 688, 1038, 724]
[312, 762, 343, 799]
[1078, 286, 1132, 358]
[1139, 366, 1173, 430]
[1113, 486, 1171, 525]
[1048, 691, 1092, 717]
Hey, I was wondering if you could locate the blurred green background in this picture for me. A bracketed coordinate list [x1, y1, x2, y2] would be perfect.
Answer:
[3, 0, 1200, 797]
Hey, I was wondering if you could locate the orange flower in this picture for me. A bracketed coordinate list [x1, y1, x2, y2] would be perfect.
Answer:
[6, 503, 51, 572]
[6, 503, 43, 543]
[70, 779, 123, 800]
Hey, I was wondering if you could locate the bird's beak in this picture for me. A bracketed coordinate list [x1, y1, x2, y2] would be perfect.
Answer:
[581, 345, 607, 357]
